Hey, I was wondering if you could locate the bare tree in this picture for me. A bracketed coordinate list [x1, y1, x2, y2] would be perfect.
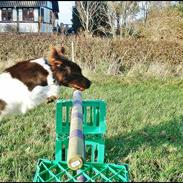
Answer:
[74, 1, 140, 38]
[140, 1, 151, 25]
[116, 1, 139, 37]
[75, 1, 101, 35]
[102, 1, 119, 38]
[140, 1, 173, 25]
[96, 1, 140, 38]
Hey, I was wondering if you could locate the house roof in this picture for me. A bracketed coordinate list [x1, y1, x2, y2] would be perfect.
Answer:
[0, 1, 47, 8]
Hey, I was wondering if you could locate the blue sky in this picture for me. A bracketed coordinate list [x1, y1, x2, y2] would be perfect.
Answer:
[58, 1, 75, 25]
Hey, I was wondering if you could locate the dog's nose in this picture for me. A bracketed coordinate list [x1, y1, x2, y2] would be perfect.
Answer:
[86, 80, 92, 88]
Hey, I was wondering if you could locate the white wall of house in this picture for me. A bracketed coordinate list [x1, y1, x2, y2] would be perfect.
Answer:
[13, 8, 17, 21]
[34, 8, 39, 21]
[0, 22, 39, 32]
[19, 23, 38, 32]
[0, 23, 17, 32]
[18, 9, 22, 21]
[40, 23, 52, 32]
[0, 22, 53, 32]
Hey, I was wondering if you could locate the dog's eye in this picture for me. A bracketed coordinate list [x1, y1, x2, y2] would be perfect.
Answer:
[57, 64, 62, 68]
[57, 65, 64, 71]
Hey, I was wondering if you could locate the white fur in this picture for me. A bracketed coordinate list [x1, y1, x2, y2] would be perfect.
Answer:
[31, 58, 60, 98]
[0, 58, 60, 119]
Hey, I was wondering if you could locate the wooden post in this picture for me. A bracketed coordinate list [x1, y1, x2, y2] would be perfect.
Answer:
[72, 41, 75, 62]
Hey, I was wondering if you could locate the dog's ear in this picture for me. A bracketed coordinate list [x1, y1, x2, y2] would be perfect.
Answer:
[49, 47, 63, 67]
[49, 47, 59, 62]
[58, 46, 65, 56]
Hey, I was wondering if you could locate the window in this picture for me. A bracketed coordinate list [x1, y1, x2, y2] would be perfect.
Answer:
[2, 8, 13, 21]
[22, 8, 34, 21]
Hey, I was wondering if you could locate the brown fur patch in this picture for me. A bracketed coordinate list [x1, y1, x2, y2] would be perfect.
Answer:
[0, 99, 6, 113]
[5, 60, 49, 91]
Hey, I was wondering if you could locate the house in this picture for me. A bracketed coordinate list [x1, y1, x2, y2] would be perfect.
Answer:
[0, 1, 59, 32]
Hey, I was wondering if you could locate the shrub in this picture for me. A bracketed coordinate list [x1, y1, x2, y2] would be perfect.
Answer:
[0, 33, 183, 77]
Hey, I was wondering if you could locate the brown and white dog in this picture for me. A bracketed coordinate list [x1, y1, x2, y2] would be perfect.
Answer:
[0, 47, 91, 120]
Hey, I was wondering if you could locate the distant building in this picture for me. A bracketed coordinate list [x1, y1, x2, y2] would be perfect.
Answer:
[0, 1, 59, 32]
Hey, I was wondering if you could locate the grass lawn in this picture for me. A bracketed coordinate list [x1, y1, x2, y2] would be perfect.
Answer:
[0, 73, 183, 182]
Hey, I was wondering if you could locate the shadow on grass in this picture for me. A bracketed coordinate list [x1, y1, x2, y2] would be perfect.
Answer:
[105, 115, 183, 163]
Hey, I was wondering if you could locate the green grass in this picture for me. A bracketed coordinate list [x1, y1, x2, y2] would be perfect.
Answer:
[0, 74, 183, 182]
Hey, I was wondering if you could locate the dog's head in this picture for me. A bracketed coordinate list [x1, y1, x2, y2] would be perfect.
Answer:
[49, 46, 91, 91]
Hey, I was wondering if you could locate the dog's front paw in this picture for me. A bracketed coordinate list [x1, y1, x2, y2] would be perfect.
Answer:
[46, 96, 58, 104]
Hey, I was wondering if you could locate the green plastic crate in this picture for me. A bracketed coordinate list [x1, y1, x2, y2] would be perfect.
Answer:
[55, 99, 106, 163]
[55, 134, 105, 163]
[33, 159, 129, 182]
[56, 100, 106, 135]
